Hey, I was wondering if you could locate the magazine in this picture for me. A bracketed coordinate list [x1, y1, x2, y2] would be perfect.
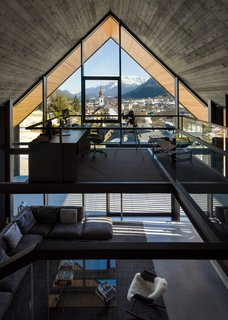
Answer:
[95, 281, 116, 302]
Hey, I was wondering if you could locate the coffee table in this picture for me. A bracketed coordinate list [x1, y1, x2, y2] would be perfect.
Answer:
[49, 259, 116, 308]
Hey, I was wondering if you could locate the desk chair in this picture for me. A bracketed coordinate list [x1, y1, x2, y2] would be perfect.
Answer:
[85, 128, 107, 159]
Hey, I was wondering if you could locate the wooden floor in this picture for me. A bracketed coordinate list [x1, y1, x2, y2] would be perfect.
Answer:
[143, 219, 228, 320]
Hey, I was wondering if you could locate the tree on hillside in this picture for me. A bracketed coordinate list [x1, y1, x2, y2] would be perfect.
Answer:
[48, 93, 71, 118]
[71, 95, 80, 114]
[48, 92, 81, 125]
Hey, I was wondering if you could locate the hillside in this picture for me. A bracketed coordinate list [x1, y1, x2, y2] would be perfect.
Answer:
[122, 78, 168, 99]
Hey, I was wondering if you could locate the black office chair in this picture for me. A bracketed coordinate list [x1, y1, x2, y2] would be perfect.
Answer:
[85, 128, 107, 159]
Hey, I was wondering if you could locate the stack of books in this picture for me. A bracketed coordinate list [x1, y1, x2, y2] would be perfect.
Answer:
[95, 281, 116, 303]
[54, 270, 74, 286]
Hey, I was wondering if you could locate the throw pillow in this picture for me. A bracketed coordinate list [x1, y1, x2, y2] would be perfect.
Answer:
[35, 206, 59, 224]
[60, 209, 78, 224]
[15, 207, 37, 234]
[224, 209, 228, 223]
[3, 223, 23, 249]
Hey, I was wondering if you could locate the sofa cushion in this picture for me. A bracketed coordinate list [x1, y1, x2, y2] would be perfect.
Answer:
[29, 223, 53, 238]
[31, 206, 84, 222]
[81, 217, 113, 240]
[15, 207, 37, 234]
[8, 234, 42, 256]
[60, 209, 78, 224]
[0, 292, 13, 320]
[49, 222, 83, 239]
[3, 223, 23, 249]
[34, 206, 59, 224]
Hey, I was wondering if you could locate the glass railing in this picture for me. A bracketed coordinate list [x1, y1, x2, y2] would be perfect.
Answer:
[181, 116, 228, 151]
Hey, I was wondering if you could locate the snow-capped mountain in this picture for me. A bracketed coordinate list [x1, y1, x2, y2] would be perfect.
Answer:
[77, 76, 148, 98]
[121, 75, 148, 86]
[122, 78, 169, 99]
[57, 76, 168, 101]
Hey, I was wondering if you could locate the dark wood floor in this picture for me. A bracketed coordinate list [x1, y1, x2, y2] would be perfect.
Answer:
[78, 148, 168, 182]
[78, 147, 227, 184]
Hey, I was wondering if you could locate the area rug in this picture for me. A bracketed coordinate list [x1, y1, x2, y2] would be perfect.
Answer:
[49, 258, 168, 320]
[49, 222, 169, 319]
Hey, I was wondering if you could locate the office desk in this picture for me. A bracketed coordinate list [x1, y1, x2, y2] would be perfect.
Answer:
[29, 129, 89, 183]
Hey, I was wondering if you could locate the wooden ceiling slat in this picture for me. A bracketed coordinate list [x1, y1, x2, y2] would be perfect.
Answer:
[83, 17, 113, 61]
[179, 83, 208, 121]
[13, 82, 42, 127]
[47, 46, 81, 96]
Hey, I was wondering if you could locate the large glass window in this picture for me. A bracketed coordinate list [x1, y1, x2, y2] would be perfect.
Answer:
[83, 78, 120, 122]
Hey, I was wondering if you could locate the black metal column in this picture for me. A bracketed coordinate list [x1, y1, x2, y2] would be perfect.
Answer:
[42, 76, 47, 130]
[0, 99, 13, 227]
[13, 125, 20, 176]
[175, 77, 179, 129]
[171, 194, 180, 221]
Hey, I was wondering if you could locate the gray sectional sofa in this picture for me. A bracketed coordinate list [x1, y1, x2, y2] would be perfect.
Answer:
[0, 205, 113, 320]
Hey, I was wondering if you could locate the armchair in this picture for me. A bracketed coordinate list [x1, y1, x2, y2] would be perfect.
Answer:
[127, 270, 168, 320]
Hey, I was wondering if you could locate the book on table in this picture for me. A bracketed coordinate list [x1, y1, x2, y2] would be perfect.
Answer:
[96, 281, 116, 302]
[54, 270, 74, 285]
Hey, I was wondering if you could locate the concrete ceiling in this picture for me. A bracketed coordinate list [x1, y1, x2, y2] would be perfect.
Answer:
[0, 0, 227, 107]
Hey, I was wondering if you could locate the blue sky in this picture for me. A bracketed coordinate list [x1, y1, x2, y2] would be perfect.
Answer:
[60, 39, 150, 94]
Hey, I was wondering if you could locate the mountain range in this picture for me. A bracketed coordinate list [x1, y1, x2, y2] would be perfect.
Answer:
[122, 78, 167, 99]
[57, 76, 168, 100]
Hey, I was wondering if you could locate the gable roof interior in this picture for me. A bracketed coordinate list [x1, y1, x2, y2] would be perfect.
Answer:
[12, 15, 208, 125]
[0, 0, 227, 121]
